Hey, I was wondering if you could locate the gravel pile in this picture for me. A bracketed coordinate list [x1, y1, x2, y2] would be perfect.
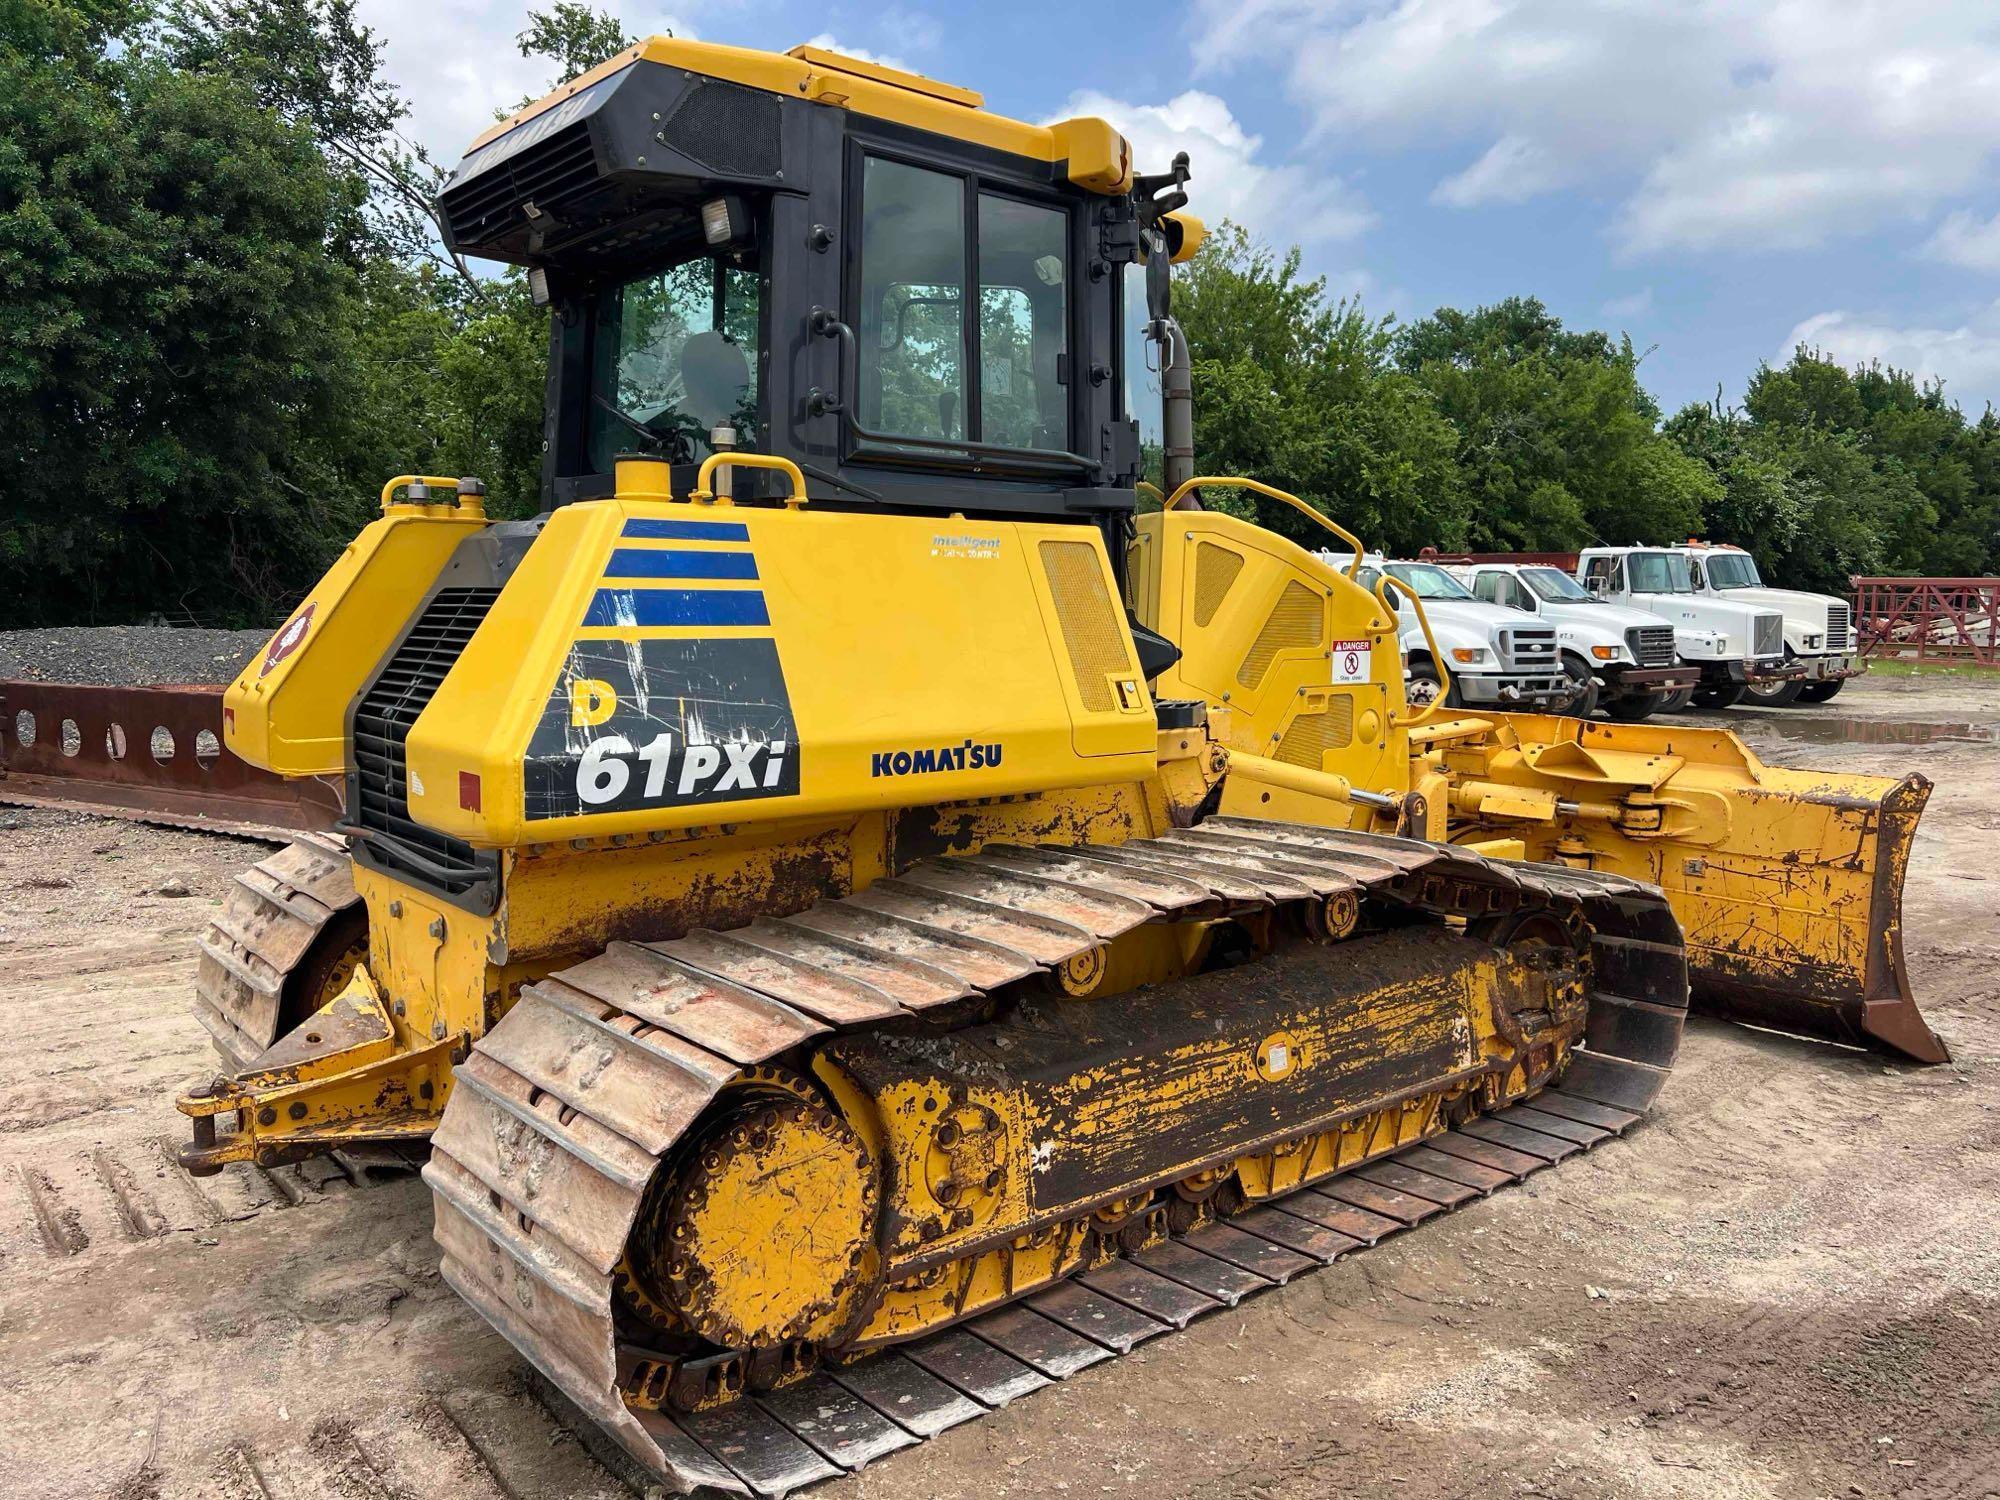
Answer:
[0, 626, 273, 687]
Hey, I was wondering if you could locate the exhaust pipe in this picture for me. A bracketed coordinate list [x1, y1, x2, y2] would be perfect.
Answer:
[1160, 318, 1195, 497]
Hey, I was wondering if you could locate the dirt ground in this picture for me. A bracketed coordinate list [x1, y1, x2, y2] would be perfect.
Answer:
[1, 673, 1996, 1500]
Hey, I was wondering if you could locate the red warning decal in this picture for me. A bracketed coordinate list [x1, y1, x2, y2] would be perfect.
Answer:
[260, 601, 316, 678]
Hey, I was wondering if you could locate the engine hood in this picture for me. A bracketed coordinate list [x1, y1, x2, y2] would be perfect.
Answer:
[1712, 586, 1837, 626]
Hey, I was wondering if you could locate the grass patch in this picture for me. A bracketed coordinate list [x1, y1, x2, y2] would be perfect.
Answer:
[1860, 657, 1999, 680]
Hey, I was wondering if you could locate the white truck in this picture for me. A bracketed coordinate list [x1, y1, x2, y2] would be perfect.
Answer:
[1675, 543, 1864, 704]
[1453, 562, 1702, 721]
[1576, 546, 1801, 709]
[1327, 554, 1578, 712]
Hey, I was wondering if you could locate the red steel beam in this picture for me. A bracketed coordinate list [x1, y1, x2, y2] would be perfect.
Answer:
[1850, 577, 2000, 666]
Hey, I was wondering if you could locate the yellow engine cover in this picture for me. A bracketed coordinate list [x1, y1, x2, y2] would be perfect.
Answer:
[404, 501, 1158, 846]
[224, 505, 490, 776]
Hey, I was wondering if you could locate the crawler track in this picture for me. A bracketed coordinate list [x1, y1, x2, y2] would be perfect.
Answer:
[426, 819, 1686, 1497]
[191, 833, 361, 1066]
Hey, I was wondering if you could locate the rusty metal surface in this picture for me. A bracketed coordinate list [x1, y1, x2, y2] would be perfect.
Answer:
[425, 820, 1687, 1497]
[191, 833, 360, 1067]
[0, 680, 341, 837]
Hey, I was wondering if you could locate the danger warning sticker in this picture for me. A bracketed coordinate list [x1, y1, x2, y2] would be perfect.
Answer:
[1329, 639, 1372, 685]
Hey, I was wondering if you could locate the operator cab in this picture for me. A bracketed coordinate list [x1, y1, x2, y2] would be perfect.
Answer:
[437, 39, 1202, 555]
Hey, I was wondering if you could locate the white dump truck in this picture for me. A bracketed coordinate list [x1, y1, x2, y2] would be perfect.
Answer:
[1673, 542, 1864, 704]
[1453, 562, 1702, 720]
[1576, 546, 1800, 709]
[1326, 554, 1578, 712]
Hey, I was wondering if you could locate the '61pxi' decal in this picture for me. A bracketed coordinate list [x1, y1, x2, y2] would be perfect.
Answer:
[524, 638, 799, 820]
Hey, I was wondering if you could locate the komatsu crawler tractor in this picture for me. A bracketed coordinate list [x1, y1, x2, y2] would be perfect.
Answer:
[179, 38, 1930, 1496]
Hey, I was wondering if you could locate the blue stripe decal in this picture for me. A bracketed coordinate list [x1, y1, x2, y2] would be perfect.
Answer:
[606, 548, 760, 581]
[621, 518, 751, 541]
[584, 588, 771, 628]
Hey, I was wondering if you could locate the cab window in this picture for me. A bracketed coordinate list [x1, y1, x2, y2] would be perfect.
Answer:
[1627, 552, 1691, 593]
[588, 252, 762, 472]
[856, 156, 1071, 454]
[858, 158, 967, 442]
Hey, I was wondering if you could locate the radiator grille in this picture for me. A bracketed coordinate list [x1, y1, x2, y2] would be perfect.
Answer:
[1498, 627, 1558, 672]
[1275, 697, 1356, 770]
[1192, 542, 1244, 628]
[441, 123, 599, 245]
[1754, 614, 1782, 658]
[1826, 603, 1851, 653]
[1237, 582, 1324, 690]
[352, 587, 500, 893]
[1040, 541, 1133, 713]
[1627, 625, 1676, 667]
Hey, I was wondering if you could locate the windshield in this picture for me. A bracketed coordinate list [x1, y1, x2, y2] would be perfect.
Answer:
[1627, 552, 1693, 593]
[1705, 552, 1763, 589]
[588, 250, 762, 473]
[1384, 562, 1475, 601]
[1522, 566, 1593, 602]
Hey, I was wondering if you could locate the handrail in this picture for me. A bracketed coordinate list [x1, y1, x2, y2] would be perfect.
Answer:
[1375, 574, 1452, 727]
[689, 453, 810, 508]
[1135, 480, 1167, 508]
[1163, 476, 1365, 578]
[380, 475, 472, 512]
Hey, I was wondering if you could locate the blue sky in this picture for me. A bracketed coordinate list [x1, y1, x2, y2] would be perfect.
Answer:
[358, 0, 2000, 418]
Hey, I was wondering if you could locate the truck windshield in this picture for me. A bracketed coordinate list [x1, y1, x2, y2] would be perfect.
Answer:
[1627, 552, 1693, 593]
[1384, 563, 1475, 601]
[1521, 566, 1593, 602]
[588, 250, 763, 473]
[1705, 553, 1763, 589]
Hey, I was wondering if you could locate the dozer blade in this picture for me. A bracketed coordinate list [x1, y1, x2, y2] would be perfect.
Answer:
[425, 822, 1684, 1497]
[1675, 769, 1943, 1062]
[1449, 714, 1947, 1064]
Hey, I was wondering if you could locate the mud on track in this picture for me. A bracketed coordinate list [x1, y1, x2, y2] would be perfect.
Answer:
[1, 672, 1996, 1500]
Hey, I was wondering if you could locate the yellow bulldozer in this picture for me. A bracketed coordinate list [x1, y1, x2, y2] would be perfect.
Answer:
[176, 38, 1938, 1494]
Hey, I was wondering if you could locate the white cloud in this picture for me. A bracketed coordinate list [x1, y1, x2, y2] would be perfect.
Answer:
[1922, 209, 2000, 273]
[1057, 89, 1374, 248]
[1190, 0, 2000, 257]
[354, 1, 692, 168]
[1432, 135, 1566, 208]
[801, 33, 912, 75]
[1601, 287, 1654, 321]
[1781, 304, 2000, 409]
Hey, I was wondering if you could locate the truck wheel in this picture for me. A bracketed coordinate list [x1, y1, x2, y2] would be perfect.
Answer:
[1559, 655, 1600, 719]
[1407, 658, 1460, 710]
[1658, 687, 1696, 713]
[1691, 683, 1745, 709]
[1743, 674, 1806, 706]
[1799, 679, 1844, 704]
[1602, 691, 1664, 722]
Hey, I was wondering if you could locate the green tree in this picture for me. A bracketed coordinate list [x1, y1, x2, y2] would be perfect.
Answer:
[1393, 296, 1718, 552]
[515, 1, 635, 84]
[1177, 224, 1467, 556]
[0, 0, 373, 624]
[1667, 347, 1997, 592]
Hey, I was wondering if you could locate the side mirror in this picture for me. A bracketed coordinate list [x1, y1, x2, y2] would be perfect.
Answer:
[1585, 576, 1608, 596]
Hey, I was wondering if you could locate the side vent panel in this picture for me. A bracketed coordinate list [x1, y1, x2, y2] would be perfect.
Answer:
[1275, 696, 1357, 770]
[1039, 540, 1135, 713]
[660, 80, 783, 177]
[1192, 542, 1245, 628]
[1237, 582, 1324, 690]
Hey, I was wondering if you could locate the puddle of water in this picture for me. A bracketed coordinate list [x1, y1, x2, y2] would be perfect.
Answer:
[1755, 716, 1996, 746]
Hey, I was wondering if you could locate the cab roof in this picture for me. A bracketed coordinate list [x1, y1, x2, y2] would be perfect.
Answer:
[468, 37, 1136, 194]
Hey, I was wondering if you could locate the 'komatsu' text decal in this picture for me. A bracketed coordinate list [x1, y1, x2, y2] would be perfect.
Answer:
[870, 740, 1005, 777]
